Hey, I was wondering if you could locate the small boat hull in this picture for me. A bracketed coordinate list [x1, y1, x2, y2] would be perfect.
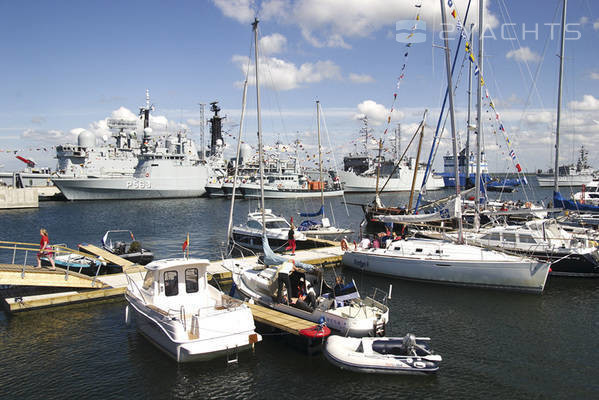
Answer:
[324, 335, 441, 375]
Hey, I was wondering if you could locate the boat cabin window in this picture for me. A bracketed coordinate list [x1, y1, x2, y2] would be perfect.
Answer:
[247, 220, 262, 230]
[503, 233, 517, 243]
[265, 221, 289, 229]
[185, 268, 199, 293]
[481, 233, 501, 241]
[142, 271, 154, 291]
[415, 248, 423, 253]
[164, 271, 179, 297]
[518, 234, 537, 244]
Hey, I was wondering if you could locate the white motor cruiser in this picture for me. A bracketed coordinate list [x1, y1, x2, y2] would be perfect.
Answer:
[231, 209, 307, 251]
[125, 258, 261, 362]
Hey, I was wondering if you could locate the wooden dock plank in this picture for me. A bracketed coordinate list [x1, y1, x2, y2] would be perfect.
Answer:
[245, 302, 315, 334]
[0, 264, 107, 288]
[3, 287, 126, 313]
[78, 244, 135, 268]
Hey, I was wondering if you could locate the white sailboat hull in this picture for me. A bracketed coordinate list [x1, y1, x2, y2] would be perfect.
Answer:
[342, 240, 549, 293]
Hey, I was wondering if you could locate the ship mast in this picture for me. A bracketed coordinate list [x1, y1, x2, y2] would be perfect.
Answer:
[553, 0, 567, 194]
[440, 0, 463, 242]
[253, 18, 266, 235]
[474, 0, 483, 231]
[317, 101, 324, 209]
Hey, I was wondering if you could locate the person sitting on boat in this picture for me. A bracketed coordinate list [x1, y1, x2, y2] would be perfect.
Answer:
[359, 237, 370, 249]
[290, 278, 312, 312]
[333, 276, 344, 296]
[305, 279, 317, 309]
[36, 228, 55, 270]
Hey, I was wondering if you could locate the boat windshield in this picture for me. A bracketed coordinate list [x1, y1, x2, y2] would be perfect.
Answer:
[142, 271, 154, 292]
[265, 221, 289, 229]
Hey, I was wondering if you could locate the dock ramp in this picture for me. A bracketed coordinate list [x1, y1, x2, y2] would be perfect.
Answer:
[78, 244, 136, 269]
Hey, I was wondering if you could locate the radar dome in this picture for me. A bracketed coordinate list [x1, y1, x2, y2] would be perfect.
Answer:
[78, 130, 95, 148]
[240, 143, 252, 163]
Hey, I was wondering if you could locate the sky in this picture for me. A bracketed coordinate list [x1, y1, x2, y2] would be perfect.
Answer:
[1, 0, 598, 174]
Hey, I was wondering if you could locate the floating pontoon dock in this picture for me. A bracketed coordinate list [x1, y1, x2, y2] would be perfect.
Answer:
[1, 241, 343, 338]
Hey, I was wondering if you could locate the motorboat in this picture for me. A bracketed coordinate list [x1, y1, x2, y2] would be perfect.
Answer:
[458, 219, 599, 277]
[343, 237, 550, 293]
[125, 258, 261, 362]
[227, 238, 389, 337]
[100, 230, 154, 265]
[231, 209, 308, 252]
[324, 334, 442, 374]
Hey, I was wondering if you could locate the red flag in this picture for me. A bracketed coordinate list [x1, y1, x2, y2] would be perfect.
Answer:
[182, 234, 189, 251]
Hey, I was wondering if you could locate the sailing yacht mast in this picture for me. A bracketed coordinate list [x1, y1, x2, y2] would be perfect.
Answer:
[226, 80, 248, 249]
[553, 0, 567, 194]
[474, 0, 483, 230]
[317, 100, 324, 208]
[253, 18, 266, 236]
[440, 0, 463, 241]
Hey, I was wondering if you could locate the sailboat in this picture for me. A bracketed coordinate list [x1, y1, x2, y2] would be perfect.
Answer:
[298, 101, 352, 239]
[342, 0, 550, 293]
[551, 0, 599, 213]
[227, 18, 389, 337]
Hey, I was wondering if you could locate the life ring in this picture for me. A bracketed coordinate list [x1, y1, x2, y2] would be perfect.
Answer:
[340, 239, 349, 251]
[145, 173, 149, 177]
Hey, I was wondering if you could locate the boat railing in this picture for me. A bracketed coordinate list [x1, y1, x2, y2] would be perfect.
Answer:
[123, 272, 150, 304]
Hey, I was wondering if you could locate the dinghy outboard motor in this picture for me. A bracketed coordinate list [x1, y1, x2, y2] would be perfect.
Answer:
[401, 333, 417, 356]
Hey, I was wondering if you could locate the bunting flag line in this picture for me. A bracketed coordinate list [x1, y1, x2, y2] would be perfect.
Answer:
[446, 0, 526, 176]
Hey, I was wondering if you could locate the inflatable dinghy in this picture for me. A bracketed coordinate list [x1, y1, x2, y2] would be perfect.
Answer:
[324, 333, 441, 374]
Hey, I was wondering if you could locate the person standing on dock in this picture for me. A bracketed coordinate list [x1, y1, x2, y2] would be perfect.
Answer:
[36, 228, 55, 270]
[286, 219, 296, 255]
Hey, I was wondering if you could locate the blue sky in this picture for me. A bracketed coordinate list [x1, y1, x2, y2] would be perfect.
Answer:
[1, 0, 598, 173]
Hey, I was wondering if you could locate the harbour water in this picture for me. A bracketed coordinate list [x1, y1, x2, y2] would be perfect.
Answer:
[1, 186, 598, 399]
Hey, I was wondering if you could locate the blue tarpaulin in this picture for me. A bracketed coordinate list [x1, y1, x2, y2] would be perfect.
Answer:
[299, 205, 324, 218]
[553, 191, 599, 213]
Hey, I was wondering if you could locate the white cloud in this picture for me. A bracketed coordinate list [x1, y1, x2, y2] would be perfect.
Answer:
[22, 128, 67, 141]
[594, 19, 599, 30]
[568, 94, 599, 111]
[590, 72, 599, 80]
[353, 100, 404, 126]
[216, 0, 499, 48]
[506, 47, 541, 63]
[524, 111, 553, 124]
[232, 54, 341, 90]
[187, 118, 204, 127]
[579, 16, 589, 25]
[212, 0, 255, 23]
[349, 73, 375, 84]
[260, 33, 287, 55]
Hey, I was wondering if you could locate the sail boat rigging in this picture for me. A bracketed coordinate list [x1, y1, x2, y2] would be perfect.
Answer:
[341, 0, 550, 293]
[297, 101, 352, 238]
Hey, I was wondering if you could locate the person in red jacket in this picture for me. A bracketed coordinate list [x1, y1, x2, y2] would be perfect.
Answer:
[36, 228, 56, 270]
